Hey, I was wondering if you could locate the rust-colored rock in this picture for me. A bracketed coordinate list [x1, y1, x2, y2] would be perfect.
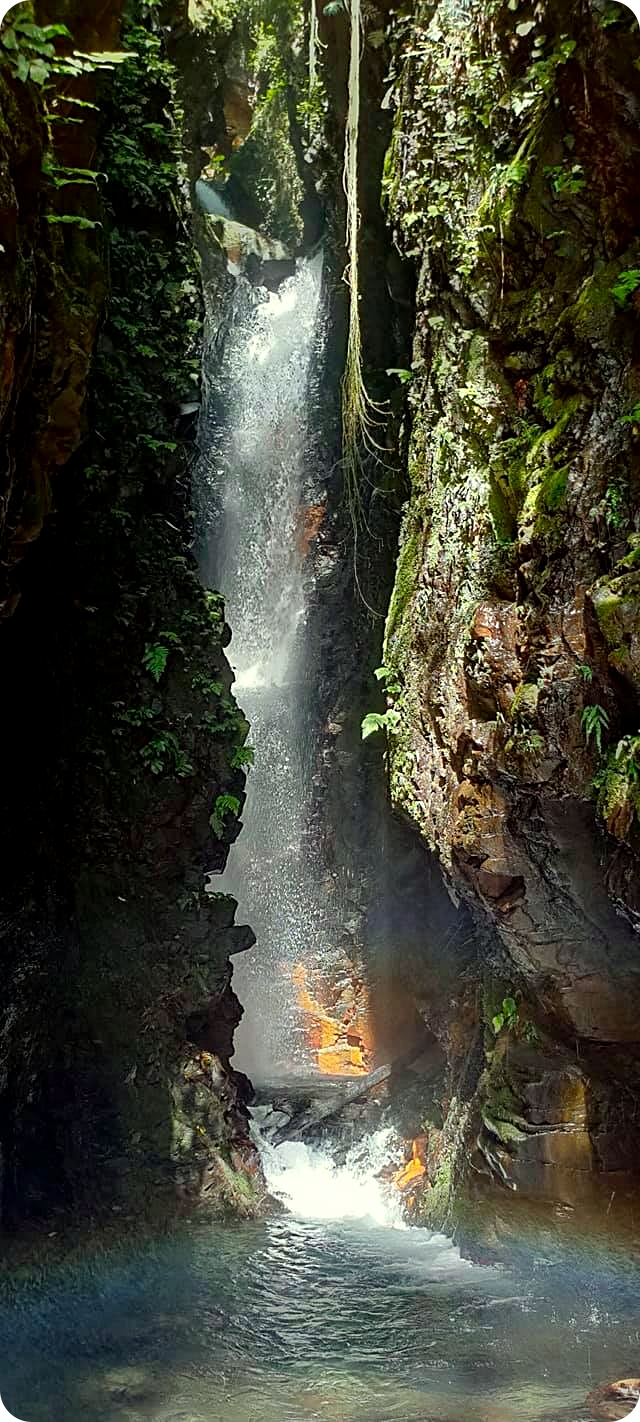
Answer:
[586, 1380, 640, 1420]
[295, 503, 326, 561]
[292, 962, 373, 1076]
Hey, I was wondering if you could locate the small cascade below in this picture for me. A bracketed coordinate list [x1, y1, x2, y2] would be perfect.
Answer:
[200, 254, 344, 1082]
[253, 1116, 408, 1227]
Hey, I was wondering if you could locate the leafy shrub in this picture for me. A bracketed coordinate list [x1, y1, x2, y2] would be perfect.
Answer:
[141, 732, 193, 777]
[361, 709, 401, 739]
[210, 794, 241, 837]
[492, 997, 518, 1034]
[231, 745, 255, 769]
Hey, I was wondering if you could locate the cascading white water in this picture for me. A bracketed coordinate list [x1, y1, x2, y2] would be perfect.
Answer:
[202, 256, 333, 1080]
[253, 1122, 408, 1228]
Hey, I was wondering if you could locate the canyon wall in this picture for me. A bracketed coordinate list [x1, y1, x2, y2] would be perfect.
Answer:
[3, 0, 640, 1257]
[0, 0, 263, 1234]
[372, 0, 640, 1250]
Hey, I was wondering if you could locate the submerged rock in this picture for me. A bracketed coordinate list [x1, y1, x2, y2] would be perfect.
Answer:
[586, 1380, 640, 1420]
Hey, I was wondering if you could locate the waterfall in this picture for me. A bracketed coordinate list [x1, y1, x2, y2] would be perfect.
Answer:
[199, 256, 336, 1082]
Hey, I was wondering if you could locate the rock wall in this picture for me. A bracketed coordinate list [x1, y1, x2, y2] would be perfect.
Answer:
[375, 0, 640, 1250]
[296, 0, 479, 1077]
[0, 1, 265, 1234]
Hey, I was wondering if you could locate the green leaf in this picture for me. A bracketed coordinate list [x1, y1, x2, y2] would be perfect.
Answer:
[361, 712, 387, 739]
[45, 214, 101, 229]
[143, 642, 170, 682]
[50, 94, 99, 109]
[28, 58, 51, 85]
[72, 48, 134, 64]
[13, 20, 45, 36]
[386, 367, 413, 384]
[49, 176, 97, 187]
[231, 745, 255, 769]
[209, 793, 241, 838]
[44, 162, 102, 180]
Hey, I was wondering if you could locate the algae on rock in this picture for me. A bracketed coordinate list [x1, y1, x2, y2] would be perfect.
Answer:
[374, 0, 640, 1250]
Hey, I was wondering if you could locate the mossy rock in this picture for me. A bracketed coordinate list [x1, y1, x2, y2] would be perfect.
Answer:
[563, 260, 629, 347]
[482, 1112, 527, 1146]
[510, 681, 540, 720]
[385, 519, 422, 647]
[591, 569, 640, 693]
[538, 463, 569, 513]
[419, 1157, 453, 1231]
[596, 754, 640, 841]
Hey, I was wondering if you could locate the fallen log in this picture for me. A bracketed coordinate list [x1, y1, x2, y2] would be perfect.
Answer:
[271, 1042, 431, 1144]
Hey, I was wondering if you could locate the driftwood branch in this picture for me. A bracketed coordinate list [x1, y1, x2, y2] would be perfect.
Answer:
[271, 1043, 428, 1144]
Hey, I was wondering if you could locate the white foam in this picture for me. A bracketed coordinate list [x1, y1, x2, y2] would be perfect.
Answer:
[254, 1124, 407, 1229]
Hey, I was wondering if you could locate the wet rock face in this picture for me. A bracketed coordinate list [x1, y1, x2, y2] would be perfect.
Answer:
[0, 3, 263, 1231]
[378, 0, 640, 1243]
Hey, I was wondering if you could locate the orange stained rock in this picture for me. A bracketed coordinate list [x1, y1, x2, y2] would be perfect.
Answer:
[223, 78, 253, 143]
[394, 1138, 427, 1192]
[586, 1379, 640, 1420]
[306, 1016, 341, 1052]
[292, 961, 373, 1075]
[317, 1044, 367, 1076]
[292, 962, 322, 1017]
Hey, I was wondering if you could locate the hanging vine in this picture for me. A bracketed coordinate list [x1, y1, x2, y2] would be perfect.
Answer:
[341, 0, 385, 557]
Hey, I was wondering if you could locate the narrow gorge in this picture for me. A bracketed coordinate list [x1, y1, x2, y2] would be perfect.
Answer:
[1, 0, 640, 1418]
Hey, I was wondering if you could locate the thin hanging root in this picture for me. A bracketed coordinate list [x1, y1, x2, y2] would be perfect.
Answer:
[309, 0, 319, 89]
[341, 0, 386, 541]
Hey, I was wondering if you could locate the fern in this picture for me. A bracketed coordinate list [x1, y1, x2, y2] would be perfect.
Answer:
[143, 643, 169, 682]
[210, 793, 241, 838]
[581, 703, 610, 754]
[611, 268, 640, 307]
[231, 745, 255, 769]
